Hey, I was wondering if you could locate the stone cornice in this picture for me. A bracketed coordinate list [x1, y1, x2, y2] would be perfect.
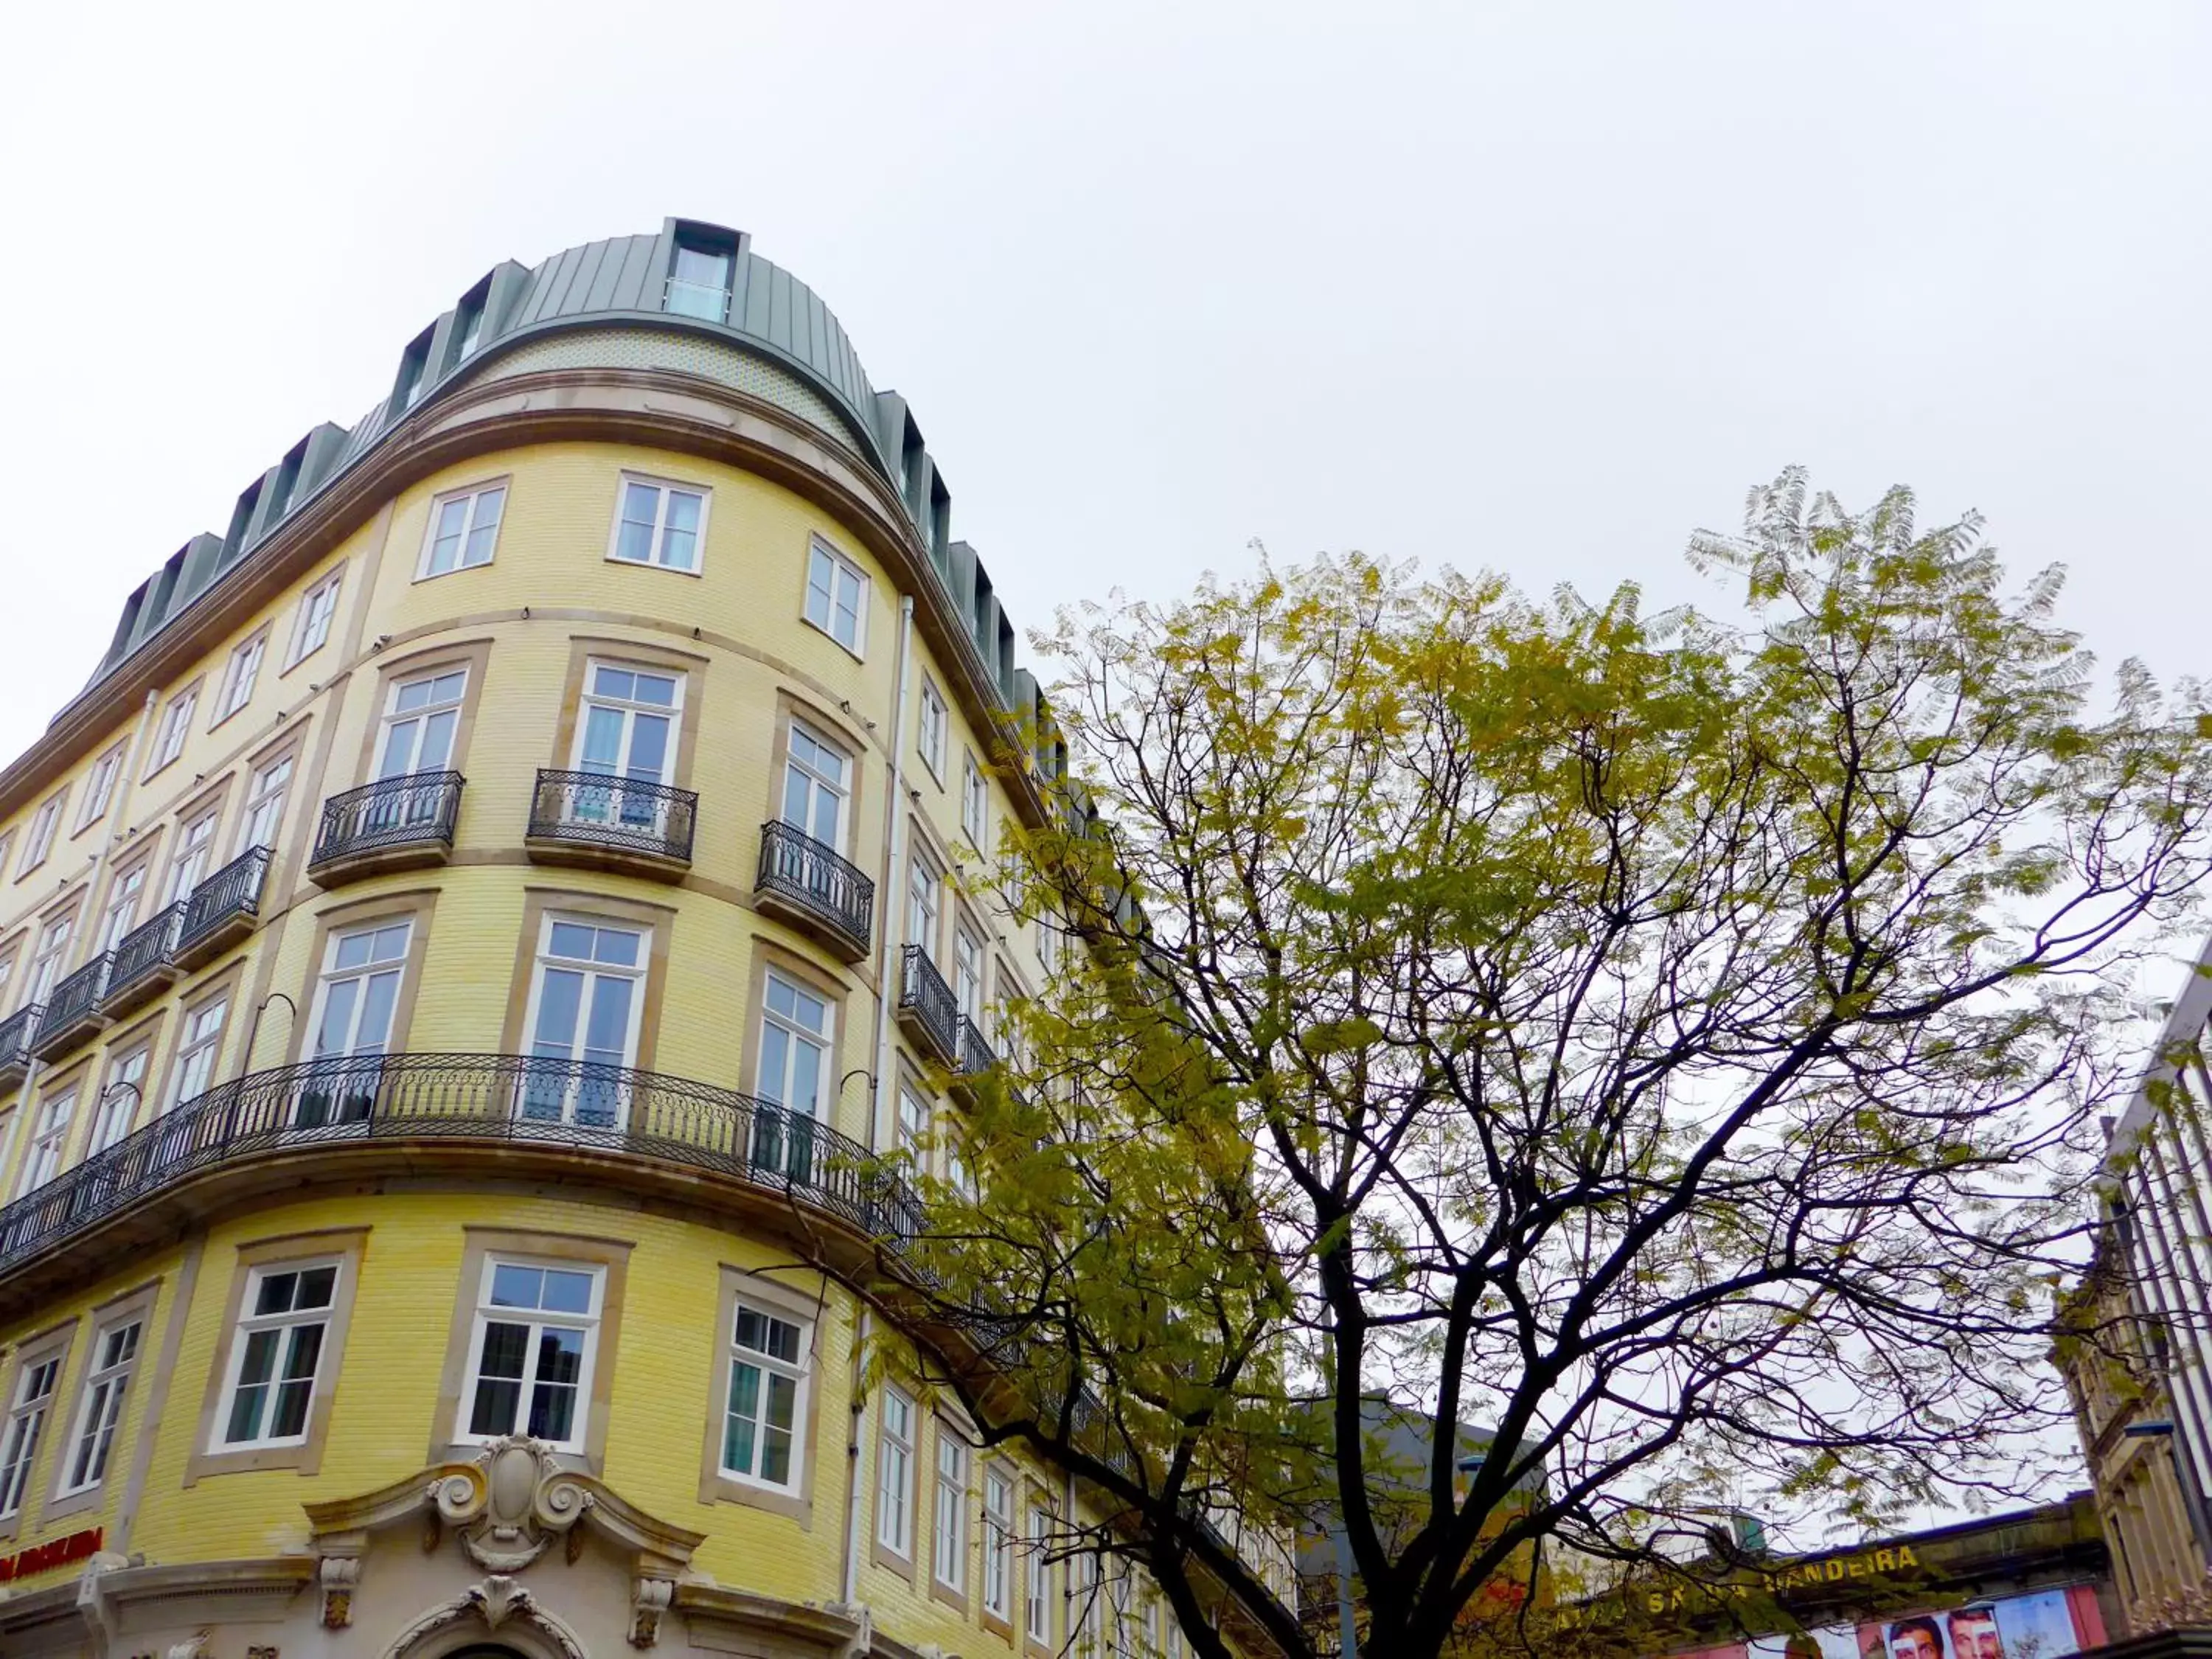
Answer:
[2, 360, 1054, 834]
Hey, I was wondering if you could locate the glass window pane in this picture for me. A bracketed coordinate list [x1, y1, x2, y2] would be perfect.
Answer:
[625, 715, 669, 780]
[593, 665, 635, 701]
[352, 970, 400, 1054]
[548, 922, 597, 960]
[314, 981, 361, 1057]
[254, 1271, 298, 1317]
[582, 977, 633, 1066]
[295, 1265, 337, 1309]
[470, 1374, 520, 1437]
[591, 928, 639, 967]
[490, 1266, 542, 1310]
[541, 1269, 594, 1315]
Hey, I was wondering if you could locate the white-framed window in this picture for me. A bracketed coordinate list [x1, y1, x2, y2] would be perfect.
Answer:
[518, 917, 645, 1127]
[983, 1465, 1015, 1620]
[917, 678, 947, 779]
[459, 1257, 604, 1450]
[375, 668, 467, 778]
[77, 745, 125, 830]
[21, 790, 66, 873]
[417, 482, 507, 578]
[933, 1426, 969, 1593]
[0, 832, 13, 884]
[0, 1351, 62, 1517]
[147, 688, 196, 776]
[25, 914, 73, 1007]
[877, 1385, 916, 1557]
[216, 1259, 338, 1447]
[908, 850, 942, 963]
[90, 1047, 149, 1155]
[1077, 1551, 1103, 1655]
[1037, 906, 1061, 976]
[803, 539, 869, 656]
[757, 971, 830, 1119]
[13, 1088, 70, 1194]
[947, 1137, 979, 1204]
[167, 995, 229, 1111]
[608, 474, 707, 572]
[1027, 1506, 1055, 1644]
[897, 1087, 931, 1167]
[955, 927, 984, 1026]
[239, 754, 293, 853]
[567, 661, 683, 836]
[213, 633, 267, 723]
[781, 720, 849, 852]
[1143, 1591, 1164, 1658]
[97, 862, 148, 953]
[721, 1301, 808, 1492]
[308, 921, 411, 1065]
[961, 750, 988, 846]
[58, 1315, 142, 1495]
[162, 810, 218, 907]
[288, 568, 344, 664]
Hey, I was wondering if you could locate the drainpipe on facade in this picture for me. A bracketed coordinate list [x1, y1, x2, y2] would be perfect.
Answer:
[840, 597, 914, 1641]
[868, 596, 917, 1155]
[839, 1305, 875, 1613]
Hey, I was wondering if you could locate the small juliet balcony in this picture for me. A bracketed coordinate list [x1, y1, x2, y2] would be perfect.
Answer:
[101, 903, 186, 1020]
[897, 946, 961, 1068]
[32, 956, 113, 1062]
[754, 821, 874, 961]
[173, 845, 274, 971]
[949, 1015, 998, 1107]
[310, 772, 464, 886]
[526, 770, 697, 880]
[0, 1005, 41, 1090]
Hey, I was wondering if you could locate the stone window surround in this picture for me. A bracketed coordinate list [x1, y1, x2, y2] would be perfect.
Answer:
[695, 1262, 831, 1527]
[184, 1225, 370, 1485]
[41, 1276, 162, 1523]
[428, 1225, 633, 1478]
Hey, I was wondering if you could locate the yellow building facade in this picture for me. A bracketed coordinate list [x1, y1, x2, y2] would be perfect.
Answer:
[0, 222, 1287, 1659]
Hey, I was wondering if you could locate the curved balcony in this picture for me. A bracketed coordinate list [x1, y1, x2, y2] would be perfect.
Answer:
[178, 844, 274, 969]
[897, 945, 961, 1066]
[0, 1053, 922, 1316]
[310, 772, 464, 884]
[754, 821, 874, 961]
[526, 769, 696, 880]
[949, 1015, 998, 1107]
[0, 1004, 41, 1090]
[32, 954, 113, 1061]
[102, 902, 186, 1019]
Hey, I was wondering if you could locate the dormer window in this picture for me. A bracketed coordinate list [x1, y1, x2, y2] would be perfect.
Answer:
[456, 301, 484, 361]
[665, 240, 734, 324]
[393, 329, 434, 412]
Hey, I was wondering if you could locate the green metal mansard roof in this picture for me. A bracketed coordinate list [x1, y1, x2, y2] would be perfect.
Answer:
[83, 218, 1030, 734]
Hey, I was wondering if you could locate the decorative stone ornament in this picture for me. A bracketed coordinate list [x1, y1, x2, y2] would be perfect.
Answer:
[431, 1437, 597, 1572]
[378, 1576, 589, 1659]
[319, 1555, 361, 1629]
[630, 1576, 674, 1649]
[305, 1437, 706, 1645]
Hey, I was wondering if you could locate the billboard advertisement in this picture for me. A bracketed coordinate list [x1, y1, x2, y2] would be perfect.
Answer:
[1667, 1587, 2105, 1659]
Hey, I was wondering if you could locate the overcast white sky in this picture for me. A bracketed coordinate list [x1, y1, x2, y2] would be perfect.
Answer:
[1, 0, 2205, 773]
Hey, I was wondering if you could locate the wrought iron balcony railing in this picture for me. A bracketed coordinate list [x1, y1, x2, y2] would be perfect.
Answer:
[102, 903, 186, 1013]
[32, 956, 113, 1059]
[754, 821, 874, 958]
[898, 946, 961, 1065]
[310, 772, 464, 875]
[0, 1004, 41, 1082]
[527, 769, 696, 869]
[176, 844, 274, 965]
[0, 1052, 924, 1275]
[956, 1015, 997, 1078]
